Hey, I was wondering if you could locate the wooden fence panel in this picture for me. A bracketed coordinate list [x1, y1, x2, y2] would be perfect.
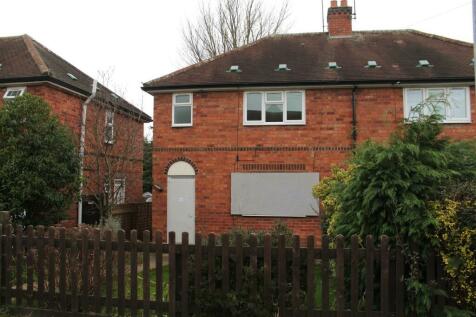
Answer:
[0, 228, 448, 317]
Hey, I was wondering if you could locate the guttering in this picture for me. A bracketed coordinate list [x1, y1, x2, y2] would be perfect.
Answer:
[77, 79, 98, 225]
[142, 77, 475, 93]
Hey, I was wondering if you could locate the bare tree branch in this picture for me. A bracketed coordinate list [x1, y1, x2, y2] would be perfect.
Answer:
[181, 0, 290, 64]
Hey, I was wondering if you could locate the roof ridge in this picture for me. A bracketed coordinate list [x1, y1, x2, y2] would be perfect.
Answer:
[28, 36, 96, 86]
[22, 34, 50, 75]
[407, 29, 473, 47]
[144, 35, 276, 86]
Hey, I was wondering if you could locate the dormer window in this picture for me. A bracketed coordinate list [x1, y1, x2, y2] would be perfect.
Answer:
[3, 87, 26, 100]
[327, 62, 341, 69]
[67, 73, 78, 80]
[365, 60, 381, 68]
[417, 60, 432, 68]
[275, 64, 290, 71]
[227, 65, 241, 73]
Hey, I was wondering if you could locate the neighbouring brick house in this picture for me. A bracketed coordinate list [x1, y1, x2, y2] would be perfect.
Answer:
[143, 0, 475, 243]
[0, 34, 152, 226]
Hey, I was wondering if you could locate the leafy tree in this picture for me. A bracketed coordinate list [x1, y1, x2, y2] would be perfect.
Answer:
[0, 94, 80, 226]
[143, 139, 153, 193]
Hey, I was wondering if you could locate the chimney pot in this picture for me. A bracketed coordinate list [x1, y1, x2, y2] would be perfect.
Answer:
[327, 0, 353, 37]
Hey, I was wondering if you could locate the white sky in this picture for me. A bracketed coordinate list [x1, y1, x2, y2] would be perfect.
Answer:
[1, 0, 474, 136]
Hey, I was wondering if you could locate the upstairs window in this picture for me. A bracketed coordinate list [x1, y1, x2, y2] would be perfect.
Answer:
[172, 93, 193, 127]
[244, 91, 305, 125]
[105, 109, 115, 144]
[3, 87, 26, 100]
[404, 87, 471, 123]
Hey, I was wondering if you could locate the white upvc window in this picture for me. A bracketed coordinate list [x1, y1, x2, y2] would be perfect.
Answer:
[244, 91, 306, 125]
[113, 179, 126, 205]
[105, 109, 115, 144]
[404, 87, 471, 123]
[3, 87, 26, 100]
[172, 93, 193, 127]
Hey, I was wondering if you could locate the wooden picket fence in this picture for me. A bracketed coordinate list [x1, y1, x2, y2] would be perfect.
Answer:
[0, 224, 446, 317]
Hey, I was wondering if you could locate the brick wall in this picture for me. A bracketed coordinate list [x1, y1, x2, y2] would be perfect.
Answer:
[152, 87, 476, 241]
[0, 84, 145, 225]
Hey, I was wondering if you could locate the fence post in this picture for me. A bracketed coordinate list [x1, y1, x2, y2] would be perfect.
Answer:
[168, 231, 176, 317]
[105, 229, 113, 315]
[250, 234, 258, 298]
[395, 244, 404, 317]
[117, 229, 126, 316]
[47, 227, 56, 309]
[155, 231, 163, 316]
[222, 233, 230, 293]
[37, 226, 45, 307]
[71, 230, 79, 312]
[194, 233, 202, 316]
[80, 228, 89, 313]
[3, 225, 12, 306]
[351, 235, 359, 316]
[181, 232, 189, 317]
[130, 230, 138, 317]
[336, 235, 345, 317]
[26, 226, 34, 307]
[59, 228, 67, 311]
[264, 234, 272, 311]
[321, 235, 330, 316]
[143, 230, 150, 317]
[278, 234, 286, 317]
[306, 236, 315, 317]
[93, 229, 101, 314]
[381, 235, 389, 317]
[207, 233, 216, 291]
[292, 235, 300, 317]
[365, 235, 375, 315]
[0, 223, 3, 306]
[235, 234, 243, 291]
[15, 225, 23, 307]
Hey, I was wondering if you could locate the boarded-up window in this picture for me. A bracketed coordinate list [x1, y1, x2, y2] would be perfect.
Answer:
[231, 173, 319, 217]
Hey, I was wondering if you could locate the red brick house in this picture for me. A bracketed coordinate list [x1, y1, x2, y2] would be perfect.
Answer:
[0, 34, 152, 225]
[143, 0, 475, 243]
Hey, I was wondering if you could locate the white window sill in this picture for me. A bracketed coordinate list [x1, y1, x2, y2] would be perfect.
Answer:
[172, 124, 193, 128]
[243, 121, 306, 126]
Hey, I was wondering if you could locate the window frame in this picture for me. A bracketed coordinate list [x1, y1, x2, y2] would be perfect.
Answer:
[243, 90, 306, 126]
[104, 109, 115, 144]
[113, 178, 126, 205]
[172, 93, 193, 127]
[403, 87, 471, 124]
[3, 87, 26, 100]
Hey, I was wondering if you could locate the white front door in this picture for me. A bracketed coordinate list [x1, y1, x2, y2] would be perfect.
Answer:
[167, 175, 195, 244]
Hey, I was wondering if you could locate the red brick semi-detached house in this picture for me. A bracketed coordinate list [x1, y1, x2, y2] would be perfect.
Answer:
[143, 0, 475, 243]
[0, 34, 152, 226]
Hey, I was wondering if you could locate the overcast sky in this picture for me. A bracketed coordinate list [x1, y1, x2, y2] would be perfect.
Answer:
[1, 0, 473, 135]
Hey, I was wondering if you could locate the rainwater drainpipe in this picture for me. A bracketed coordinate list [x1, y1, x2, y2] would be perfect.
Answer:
[77, 79, 98, 224]
[351, 86, 357, 147]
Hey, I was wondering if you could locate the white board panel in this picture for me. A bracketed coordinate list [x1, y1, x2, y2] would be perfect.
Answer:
[231, 173, 319, 217]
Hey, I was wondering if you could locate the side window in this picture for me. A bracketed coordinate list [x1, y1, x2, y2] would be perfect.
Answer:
[172, 93, 193, 127]
[105, 109, 115, 144]
[113, 179, 126, 204]
[3, 87, 26, 100]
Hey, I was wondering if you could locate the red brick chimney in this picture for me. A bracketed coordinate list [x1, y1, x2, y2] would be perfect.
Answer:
[327, 0, 353, 37]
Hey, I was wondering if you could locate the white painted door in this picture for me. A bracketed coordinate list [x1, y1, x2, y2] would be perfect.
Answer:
[167, 175, 195, 244]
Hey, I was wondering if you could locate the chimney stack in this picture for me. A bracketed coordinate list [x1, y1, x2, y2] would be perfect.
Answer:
[327, 0, 353, 37]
